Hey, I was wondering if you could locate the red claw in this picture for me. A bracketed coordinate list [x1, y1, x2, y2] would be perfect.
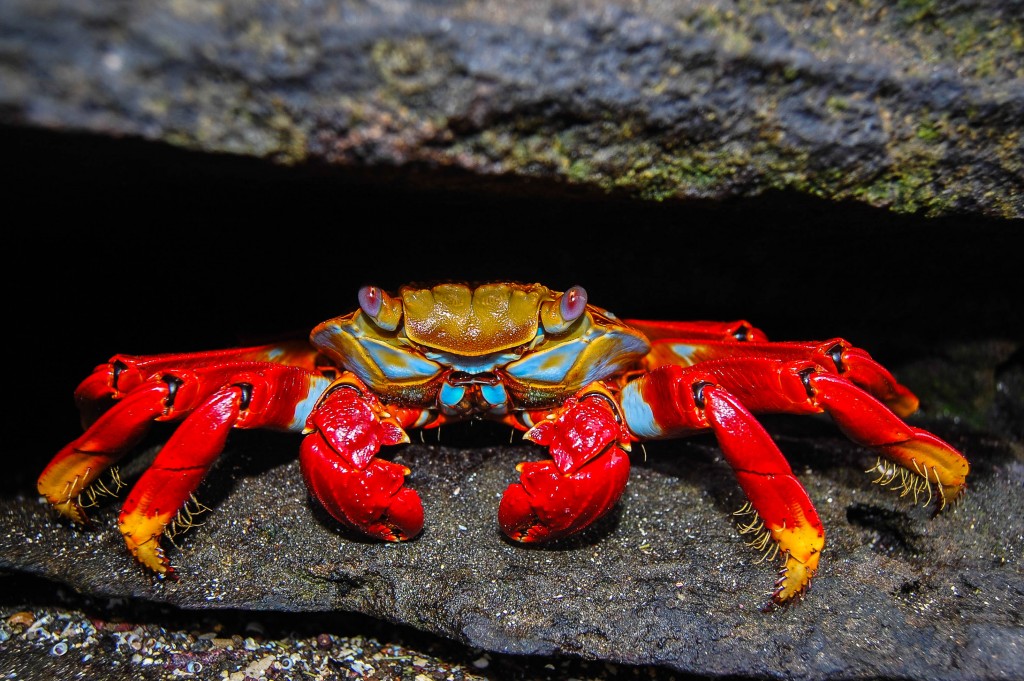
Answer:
[500, 391, 632, 542]
[300, 431, 423, 541]
[299, 382, 421, 541]
[498, 448, 630, 542]
[306, 386, 409, 469]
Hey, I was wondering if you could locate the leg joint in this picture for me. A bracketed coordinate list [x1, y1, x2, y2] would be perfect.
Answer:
[797, 368, 817, 399]
[161, 375, 184, 409]
[232, 382, 254, 411]
[692, 380, 714, 409]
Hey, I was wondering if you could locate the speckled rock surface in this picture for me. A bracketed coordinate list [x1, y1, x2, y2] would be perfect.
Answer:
[2, 343, 1021, 680]
[3, 123, 1021, 679]
[1, 0, 1022, 218]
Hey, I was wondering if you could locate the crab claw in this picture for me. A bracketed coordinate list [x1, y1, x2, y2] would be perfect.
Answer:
[300, 431, 423, 541]
[498, 448, 630, 542]
[499, 389, 632, 542]
[299, 382, 421, 541]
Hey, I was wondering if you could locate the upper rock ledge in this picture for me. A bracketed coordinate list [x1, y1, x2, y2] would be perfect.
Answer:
[1, 0, 1021, 218]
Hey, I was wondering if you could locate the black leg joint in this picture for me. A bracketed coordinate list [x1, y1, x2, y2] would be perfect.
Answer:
[316, 382, 364, 410]
[827, 343, 845, 373]
[233, 382, 254, 411]
[112, 359, 129, 390]
[579, 391, 622, 424]
[798, 368, 817, 398]
[162, 375, 184, 408]
[692, 380, 713, 409]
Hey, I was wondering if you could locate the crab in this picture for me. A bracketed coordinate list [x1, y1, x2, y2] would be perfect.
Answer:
[38, 282, 969, 603]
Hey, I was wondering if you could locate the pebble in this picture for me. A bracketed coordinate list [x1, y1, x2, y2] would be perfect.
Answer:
[6, 612, 35, 628]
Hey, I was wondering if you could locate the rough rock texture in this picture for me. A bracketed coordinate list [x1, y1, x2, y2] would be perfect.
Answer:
[1, 0, 1022, 218]
[2, 341, 1021, 680]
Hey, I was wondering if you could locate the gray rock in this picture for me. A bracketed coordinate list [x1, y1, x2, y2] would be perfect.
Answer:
[2, 343, 1021, 679]
[1, 0, 1022, 218]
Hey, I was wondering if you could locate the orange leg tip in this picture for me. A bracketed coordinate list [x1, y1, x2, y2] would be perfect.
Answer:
[875, 430, 970, 511]
[46, 498, 90, 526]
[764, 524, 823, 604]
[119, 512, 174, 575]
[772, 558, 817, 604]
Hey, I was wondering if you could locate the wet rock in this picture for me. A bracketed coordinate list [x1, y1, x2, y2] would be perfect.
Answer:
[2, 343, 1021, 680]
[1, 0, 1022, 218]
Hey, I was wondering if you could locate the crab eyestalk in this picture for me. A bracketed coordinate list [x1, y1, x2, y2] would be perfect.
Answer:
[539, 285, 588, 334]
[358, 285, 403, 331]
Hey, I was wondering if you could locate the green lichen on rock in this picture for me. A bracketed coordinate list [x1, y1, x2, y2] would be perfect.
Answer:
[1, 0, 1021, 217]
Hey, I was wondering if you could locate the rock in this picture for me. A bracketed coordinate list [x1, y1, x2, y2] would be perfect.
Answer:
[1, 0, 1021, 218]
[2, 343, 1021, 680]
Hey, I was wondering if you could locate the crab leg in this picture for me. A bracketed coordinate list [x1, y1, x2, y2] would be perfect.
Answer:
[620, 365, 824, 602]
[38, 383, 169, 525]
[636, 334, 919, 417]
[625, 318, 769, 343]
[679, 357, 970, 507]
[39, 354, 331, 575]
[619, 353, 969, 602]
[118, 386, 243, 574]
[499, 384, 633, 543]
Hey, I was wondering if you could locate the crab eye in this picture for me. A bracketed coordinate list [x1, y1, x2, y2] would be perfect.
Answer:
[358, 285, 383, 317]
[560, 285, 588, 322]
[540, 285, 589, 334]
[357, 285, 402, 331]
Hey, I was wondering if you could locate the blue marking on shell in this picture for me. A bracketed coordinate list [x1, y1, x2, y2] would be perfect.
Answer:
[506, 329, 649, 385]
[289, 375, 335, 431]
[620, 381, 661, 438]
[439, 383, 466, 408]
[364, 340, 442, 381]
[505, 343, 580, 383]
[481, 383, 508, 408]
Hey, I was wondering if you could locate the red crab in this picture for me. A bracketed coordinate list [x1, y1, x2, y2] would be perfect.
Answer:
[38, 282, 969, 603]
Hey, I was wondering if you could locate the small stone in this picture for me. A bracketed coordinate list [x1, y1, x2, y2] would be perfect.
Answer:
[6, 611, 34, 628]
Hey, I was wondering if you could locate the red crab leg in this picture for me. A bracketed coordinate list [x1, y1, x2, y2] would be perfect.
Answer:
[118, 386, 243, 574]
[619, 365, 824, 603]
[118, 364, 330, 575]
[40, 355, 330, 575]
[676, 357, 970, 507]
[38, 383, 169, 525]
[499, 383, 633, 543]
[620, 356, 969, 603]
[299, 374, 426, 542]
[72, 341, 320, 427]
[636, 334, 919, 417]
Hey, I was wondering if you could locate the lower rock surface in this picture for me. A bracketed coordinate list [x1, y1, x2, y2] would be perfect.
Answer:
[2, 347, 1021, 680]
